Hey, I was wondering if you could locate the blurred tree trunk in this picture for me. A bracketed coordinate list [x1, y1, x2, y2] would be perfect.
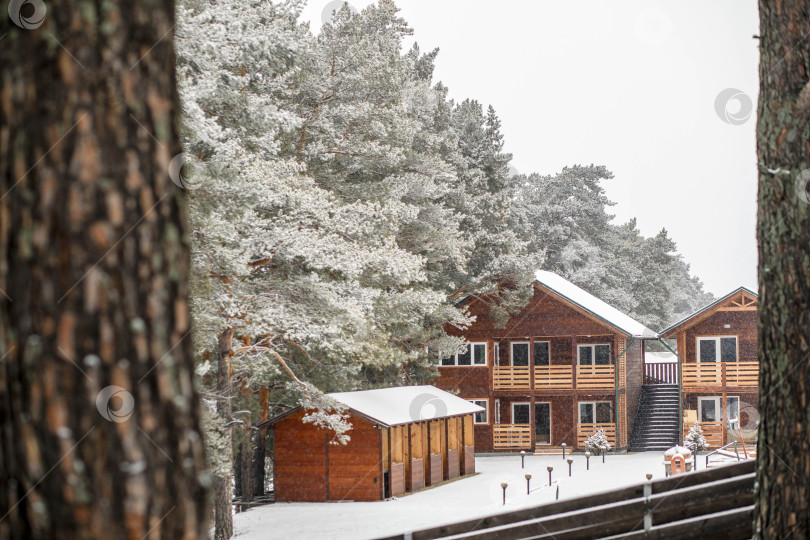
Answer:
[0, 0, 207, 538]
[214, 329, 233, 539]
[755, 1, 810, 538]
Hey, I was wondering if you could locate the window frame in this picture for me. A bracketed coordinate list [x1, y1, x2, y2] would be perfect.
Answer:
[533, 340, 551, 366]
[698, 396, 721, 422]
[577, 343, 612, 366]
[510, 341, 530, 367]
[440, 341, 488, 366]
[726, 396, 740, 430]
[469, 398, 489, 425]
[512, 402, 531, 425]
[696, 336, 738, 363]
[578, 401, 613, 424]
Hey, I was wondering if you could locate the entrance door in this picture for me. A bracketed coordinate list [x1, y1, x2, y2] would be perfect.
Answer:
[535, 403, 551, 444]
[698, 397, 721, 422]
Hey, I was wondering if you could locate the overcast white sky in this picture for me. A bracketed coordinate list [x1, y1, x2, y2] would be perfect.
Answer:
[301, 1, 760, 296]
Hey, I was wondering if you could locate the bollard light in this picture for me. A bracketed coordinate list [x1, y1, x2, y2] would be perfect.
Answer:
[547, 466, 553, 486]
[520, 450, 526, 469]
[501, 482, 508, 505]
[555, 485, 559, 500]
[646, 473, 653, 481]
[561, 442, 566, 460]
[567, 458, 573, 477]
[525, 474, 532, 494]
[585, 451, 591, 471]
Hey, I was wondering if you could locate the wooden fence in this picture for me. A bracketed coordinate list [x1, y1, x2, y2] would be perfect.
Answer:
[493, 366, 530, 390]
[684, 421, 724, 448]
[493, 424, 532, 450]
[533, 366, 573, 389]
[575, 365, 615, 389]
[644, 361, 678, 384]
[378, 460, 755, 540]
[682, 361, 759, 388]
[577, 423, 616, 448]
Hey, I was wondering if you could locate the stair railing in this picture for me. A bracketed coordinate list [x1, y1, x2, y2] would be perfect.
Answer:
[705, 441, 741, 468]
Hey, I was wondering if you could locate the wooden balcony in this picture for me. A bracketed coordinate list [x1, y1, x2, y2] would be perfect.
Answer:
[534, 366, 574, 389]
[576, 423, 616, 448]
[683, 421, 723, 448]
[493, 366, 530, 390]
[493, 424, 532, 449]
[682, 362, 759, 388]
[575, 365, 615, 389]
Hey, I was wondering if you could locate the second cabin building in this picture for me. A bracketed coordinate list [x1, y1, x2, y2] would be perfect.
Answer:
[432, 270, 659, 453]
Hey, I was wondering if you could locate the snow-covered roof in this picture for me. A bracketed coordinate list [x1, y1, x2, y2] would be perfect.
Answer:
[534, 270, 659, 339]
[660, 286, 758, 337]
[327, 385, 484, 427]
[644, 351, 678, 364]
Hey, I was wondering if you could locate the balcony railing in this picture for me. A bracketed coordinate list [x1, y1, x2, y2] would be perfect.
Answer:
[575, 365, 615, 389]
[683, 421, 724, 448]
[493, 424, 532, 449]
[493, 366, 530, 390]
[576, 423, 616, 448]
[534, 366, 574, 389]
[682, 362, 759, 388]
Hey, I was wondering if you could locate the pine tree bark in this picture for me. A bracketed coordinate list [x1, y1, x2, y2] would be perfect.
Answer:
[0, 0, 207, 538]
[755, 2, 810, 538]
[214, 329, 233, 539]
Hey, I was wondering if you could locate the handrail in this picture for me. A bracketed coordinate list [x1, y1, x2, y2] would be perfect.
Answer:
[705, 441, 741, 467]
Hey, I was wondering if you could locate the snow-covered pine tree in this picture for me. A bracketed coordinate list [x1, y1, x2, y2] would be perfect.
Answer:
[684, 422, 708, 452]
[585, 428, 612, 455]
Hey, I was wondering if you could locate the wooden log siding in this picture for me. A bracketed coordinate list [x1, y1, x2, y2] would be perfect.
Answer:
[411, 458, 425, 491]
[644, 362, 679, 384]
[378, 460, 755, 540]
[463, 446, 475, 475]
[493, 424, 532, 450]
[429, 454, 443, 485]
[533, 366, 574, 389]
[447, 449, 460, 479]
[493, 366, 531, 390]
[577, 423, 617, 448]
[682, 362, 759, 388]
[390, 462, 406, 497]
[575, 365, 616, 389]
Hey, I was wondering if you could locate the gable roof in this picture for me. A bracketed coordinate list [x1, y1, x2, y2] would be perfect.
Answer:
[660, 286, 758, 337]
[263, 385, 484, 429]
[534, 270, 659, 339]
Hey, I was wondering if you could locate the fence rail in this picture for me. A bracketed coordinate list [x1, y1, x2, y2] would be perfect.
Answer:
[643, 361, 678, 384]
[684, 421, 724, 448]
[379, 461, 755, 540]
[533, 366, 573, 389]
[575, 365, 615, 389]
[493, 424, 532, 450]
[682, 361, 759, 388]
[576, 422, 616, 448]
[493, 366, 530, 390]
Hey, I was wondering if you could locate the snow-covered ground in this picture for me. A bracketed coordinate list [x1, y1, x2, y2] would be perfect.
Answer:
[233, 452, 708, 539]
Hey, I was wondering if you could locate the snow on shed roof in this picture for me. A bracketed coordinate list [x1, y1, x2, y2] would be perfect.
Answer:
[644, 351, 678, 363]
[327, 385, 484, 428]
[534, 270, 658, 339]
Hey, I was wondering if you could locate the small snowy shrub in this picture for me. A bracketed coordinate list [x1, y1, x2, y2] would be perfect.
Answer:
[585, 428, 612, 455]
[684, 422, 708, 451]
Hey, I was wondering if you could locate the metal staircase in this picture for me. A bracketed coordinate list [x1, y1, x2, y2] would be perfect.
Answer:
[629, 384, 680, 451]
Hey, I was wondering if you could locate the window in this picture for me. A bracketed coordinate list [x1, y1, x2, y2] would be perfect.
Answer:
[727, 396, 740, 430]
[578, 344, 612, 365]
[698, 396, 720, 422]
[495, 399, 501, 424]
[579, 401, 612, 424]
[697, 337, 737, 362]
[534, 341, 550, 366]
[441, 342, 487, 366]
[512, 402, 531, 424]
[511, 342, 529, 366]
[469, 399, 488, 424]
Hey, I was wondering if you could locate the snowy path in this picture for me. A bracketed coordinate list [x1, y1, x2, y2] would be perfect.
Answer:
[232, 452, 706, 539]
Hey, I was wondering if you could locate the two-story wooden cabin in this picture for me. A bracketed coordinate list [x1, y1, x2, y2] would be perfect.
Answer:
[661, 287, 759, 448]
[432, 270, 659, 453]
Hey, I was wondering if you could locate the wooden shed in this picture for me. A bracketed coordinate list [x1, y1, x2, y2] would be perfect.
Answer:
[265, 385, 484, 502]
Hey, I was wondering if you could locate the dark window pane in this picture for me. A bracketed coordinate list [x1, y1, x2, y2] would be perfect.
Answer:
[534, 342, 550, 366]
[457, 345, 472, 365]
[513, 404, 530, 424]
[473, 343, 487, 365]
[473, 400, 487, 424]
[699, 339, 717, 362]
[720, 338, 737, 362]
[579, 403, 594, 423]
[440, 355, 455, 366]
[596, 402, 612, 423]
[595, 344, 611, 365]
[579, 346, 593, 365]
[700, 399, 717, 422]
[512, 343, 529, 366]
